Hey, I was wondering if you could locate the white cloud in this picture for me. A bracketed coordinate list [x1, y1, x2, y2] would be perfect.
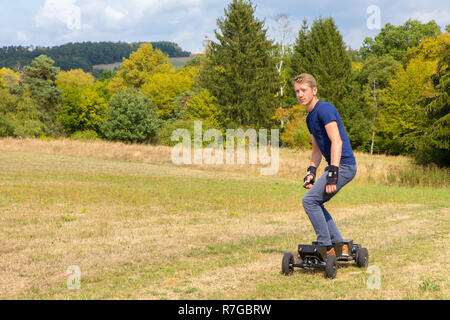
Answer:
[104, 6, 127, 29]
[35, 0, 81, 31]
[22, 0, 449, 53]
[409, 10, 450, 25]
[78, 0, 206, 29]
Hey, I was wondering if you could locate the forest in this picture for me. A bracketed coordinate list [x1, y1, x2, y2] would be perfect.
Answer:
[0, 0, 448, 167]
[0, 41, 191, 73]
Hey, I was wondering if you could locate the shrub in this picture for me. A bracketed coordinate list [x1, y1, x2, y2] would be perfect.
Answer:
[101, 88, 161, 143]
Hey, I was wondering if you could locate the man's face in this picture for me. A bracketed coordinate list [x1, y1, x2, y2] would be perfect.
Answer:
[294, 82, 317, 106]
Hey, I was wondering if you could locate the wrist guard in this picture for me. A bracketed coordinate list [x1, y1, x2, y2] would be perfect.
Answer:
[326, 165, 339, 185]
[303, 166, 317, 188]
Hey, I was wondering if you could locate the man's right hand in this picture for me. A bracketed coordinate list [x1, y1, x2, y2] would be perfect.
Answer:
[303, 166, 317, 189]
[303, 175, 314, 189]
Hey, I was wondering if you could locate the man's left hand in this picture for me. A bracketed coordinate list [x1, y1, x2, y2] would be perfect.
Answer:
[326, 165, 339, 194]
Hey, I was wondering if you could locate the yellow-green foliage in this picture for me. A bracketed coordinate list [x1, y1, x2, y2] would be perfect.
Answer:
[351, 61, 363, 71]
[57, 75, 108, 135]
[141, 67, 197, 119]
[110, 43, 172, 93]
[56, 69, 95, 91]
[0, 68, 20, 89]
[182, 89, 221, 128]
[0, 89, 44, 138]
[402, 33, 450, 64]
[279, 105, 310, 150]
[378, 35, 448, 154]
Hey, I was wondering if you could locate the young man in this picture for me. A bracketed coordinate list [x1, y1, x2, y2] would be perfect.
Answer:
[293, 73, 357, 257]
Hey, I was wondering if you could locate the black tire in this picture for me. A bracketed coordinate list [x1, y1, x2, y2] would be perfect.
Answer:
[356, 248, 369, 268]
[325, 255, 338, 279]
[281, 252, 294, 276]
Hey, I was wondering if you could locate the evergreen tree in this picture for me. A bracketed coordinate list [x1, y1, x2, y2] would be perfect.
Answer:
[22, 55, 62, 136]
[199, 0, 279, 129]
[101, 88, 161, 143]
[414, 46, 450, 167]
[289, 17, 372, 150]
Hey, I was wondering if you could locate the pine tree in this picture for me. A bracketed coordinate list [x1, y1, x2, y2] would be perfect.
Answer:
[199, 0, 279, 129]
[414, 46, 449, 167]
[289, 17, 372, 150]
[22, 55, 62, 136]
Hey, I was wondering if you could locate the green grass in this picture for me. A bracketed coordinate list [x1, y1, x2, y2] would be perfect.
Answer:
[0, 145, 448, 300]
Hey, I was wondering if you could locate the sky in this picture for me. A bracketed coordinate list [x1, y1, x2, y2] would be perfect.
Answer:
[0, 0, 449, 53]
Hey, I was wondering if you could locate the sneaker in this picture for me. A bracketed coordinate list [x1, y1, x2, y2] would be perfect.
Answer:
[342, 244, 349, 256]
[326, 247, 336, 258]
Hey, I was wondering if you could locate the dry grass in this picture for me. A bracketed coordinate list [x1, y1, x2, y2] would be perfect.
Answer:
[0, 137, 420, 184]
[0, 138, 448, 300]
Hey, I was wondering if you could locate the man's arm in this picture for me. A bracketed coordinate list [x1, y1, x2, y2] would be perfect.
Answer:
[325, 121, 343, 193]
[310, 134, 322, 168]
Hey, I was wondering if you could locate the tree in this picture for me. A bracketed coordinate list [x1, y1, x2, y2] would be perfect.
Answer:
[356, 55, 401, 154]
[378, 34, 449, 155]
[0, 88, 44, 138]
[22, 55, 62, 136]
[174, 89, 222, 128]
[141, 66, 197, 120]
[359, 19, 441, 61]
[199, 0, 279, 129]
[110, 43, 172, 92]
[56, 69, 95, 91]
[0, 41, 190, 73]
[289, 17, 372, 150]
[402, 33, 449, 65]
[378, 58, 437, 154]
[0, 68, 20, 89]
[271, 14, 294, 110]
[56, 69, 108, 135]
[101, 88, 161, 143]
[278, 105, 310, 150]
[414, 44, 450, 167]
[57, 84, 108, 135]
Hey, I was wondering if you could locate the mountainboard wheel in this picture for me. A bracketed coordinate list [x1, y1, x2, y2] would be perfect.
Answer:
[282, 252, 294, 276]
[325, 255, 338, 279]
[356, 247, 369, 268]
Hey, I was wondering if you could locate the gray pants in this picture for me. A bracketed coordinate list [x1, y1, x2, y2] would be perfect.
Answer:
[302, 164, 357, 246]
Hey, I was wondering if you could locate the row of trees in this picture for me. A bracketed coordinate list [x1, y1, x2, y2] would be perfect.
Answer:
[0, 0, 448, 167]
[0, 43, 216, 146]
[199, 1, 449, 166]
[0, 41, 190, 73]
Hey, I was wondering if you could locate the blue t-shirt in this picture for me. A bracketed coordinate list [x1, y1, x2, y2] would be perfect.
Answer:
[306, 100, 356, 165]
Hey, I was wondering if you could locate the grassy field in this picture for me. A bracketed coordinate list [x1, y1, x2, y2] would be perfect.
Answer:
[0, 138, 448, 300]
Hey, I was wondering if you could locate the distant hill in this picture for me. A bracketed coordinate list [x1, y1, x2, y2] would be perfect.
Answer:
[0, 41, 191, 73]
[93, 54, 200, 71]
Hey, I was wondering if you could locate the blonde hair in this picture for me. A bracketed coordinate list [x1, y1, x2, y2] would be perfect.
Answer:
[293, 73, 317, 89]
